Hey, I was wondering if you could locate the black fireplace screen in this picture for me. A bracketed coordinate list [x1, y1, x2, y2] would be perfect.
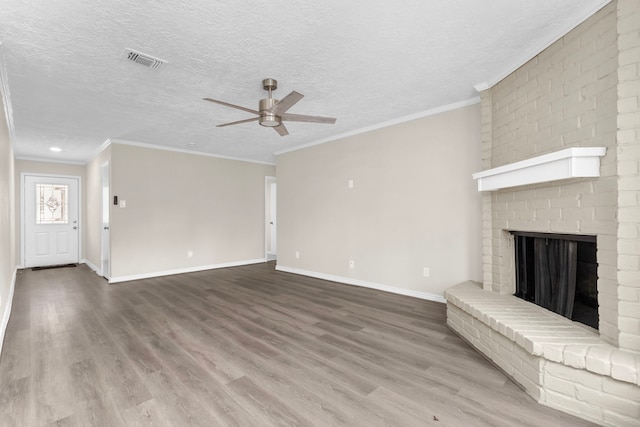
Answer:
[512, 231, 599, 329]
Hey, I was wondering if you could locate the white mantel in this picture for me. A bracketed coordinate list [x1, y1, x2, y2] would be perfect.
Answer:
[472, 147, 607, 191]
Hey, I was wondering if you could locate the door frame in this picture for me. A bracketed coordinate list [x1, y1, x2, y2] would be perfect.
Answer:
[100, 161, 110, 279]
[264, 176, 276, 261]
[21, 173, 82, 268]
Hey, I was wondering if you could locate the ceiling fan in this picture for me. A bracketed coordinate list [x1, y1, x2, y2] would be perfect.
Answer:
[204, 78, 337, 136]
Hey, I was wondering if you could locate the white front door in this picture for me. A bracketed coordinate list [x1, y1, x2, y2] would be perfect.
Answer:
[24, 175, 80, 268]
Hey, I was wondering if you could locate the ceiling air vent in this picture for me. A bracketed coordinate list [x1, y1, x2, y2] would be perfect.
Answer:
[123, 48, 167, 70]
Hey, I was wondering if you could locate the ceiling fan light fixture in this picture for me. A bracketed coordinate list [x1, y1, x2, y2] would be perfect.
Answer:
[258, 116, 281, 128]
[259, 114, 281, 127]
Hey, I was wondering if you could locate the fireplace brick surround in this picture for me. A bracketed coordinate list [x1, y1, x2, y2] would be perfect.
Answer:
[446, 1, 640, 425]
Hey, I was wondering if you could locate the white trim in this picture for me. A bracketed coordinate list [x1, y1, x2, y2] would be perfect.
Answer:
[473, 82, 490, 92]
[275, 265, 446, 304]
[15, 156, 86, 166]
[474, 0, 612, 91]
[274, 97, 480, 157]
[92, 138, 113, 160]
[21, 173, 83, 268]
[81, 259, 102, 276]
[472, 147, 606, 191]
[108, 258, 267, 284]
[0, 267, 18, 358]
[109, 138, 276, 166]
[0, 43, 15, 141]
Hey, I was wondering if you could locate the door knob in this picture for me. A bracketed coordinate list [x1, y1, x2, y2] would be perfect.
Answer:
[104, 226, 109, 230]
[73, 226, 77, 230]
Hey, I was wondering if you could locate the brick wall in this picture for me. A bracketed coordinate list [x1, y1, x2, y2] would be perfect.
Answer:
[480, 1, 638, 349]
[616, 0, 640, 355]
[448, 1, 640, 424]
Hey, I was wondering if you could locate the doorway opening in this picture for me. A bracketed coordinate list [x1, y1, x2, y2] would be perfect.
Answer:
[101, 161, 111, 279]
[265, 176, 277, 261]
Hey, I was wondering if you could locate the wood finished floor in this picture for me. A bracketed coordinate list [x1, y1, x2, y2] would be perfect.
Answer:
[0, 263, 595, 427]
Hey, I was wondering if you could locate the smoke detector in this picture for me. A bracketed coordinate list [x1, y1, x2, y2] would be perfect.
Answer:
[123, 48, 167, 70]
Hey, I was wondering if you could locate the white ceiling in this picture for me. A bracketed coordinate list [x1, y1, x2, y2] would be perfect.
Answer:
[0, 0, 610, 165]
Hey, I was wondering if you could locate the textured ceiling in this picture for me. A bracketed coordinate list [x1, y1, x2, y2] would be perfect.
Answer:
[0, 0, 610, 164]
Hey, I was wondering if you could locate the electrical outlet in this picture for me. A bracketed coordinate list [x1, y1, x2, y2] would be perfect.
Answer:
[187, 250, 193, 258]
[295, 251, 300, 259]
[348, 179, 354, 189]
[423, 267, 430, 277]
[349, 260, 355, 269]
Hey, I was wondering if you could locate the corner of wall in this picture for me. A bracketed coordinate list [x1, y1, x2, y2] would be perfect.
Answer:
[83, 145, 111, 273]
[0, 267, 17, 356]
[479, 89, 495, 292]
[0, 68, 16, 359]
[615, 0, 640, 354]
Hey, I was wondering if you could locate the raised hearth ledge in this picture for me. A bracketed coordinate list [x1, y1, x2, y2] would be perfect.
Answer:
[472, 147, 607, 191]
[446, 282, 640, 425]
[446, 281, 639, 386]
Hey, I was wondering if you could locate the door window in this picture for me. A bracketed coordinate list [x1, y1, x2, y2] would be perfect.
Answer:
[36, 183, 69, 224]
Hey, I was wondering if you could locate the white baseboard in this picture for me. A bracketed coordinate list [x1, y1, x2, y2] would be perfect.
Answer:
[81, 259, 102, 276]
[108, 258, 267, 284]
[0, 266, 18, 358]
[275, 265, 446, 304]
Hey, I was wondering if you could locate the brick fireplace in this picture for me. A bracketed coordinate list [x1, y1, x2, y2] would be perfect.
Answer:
[446, 1, 640, 426]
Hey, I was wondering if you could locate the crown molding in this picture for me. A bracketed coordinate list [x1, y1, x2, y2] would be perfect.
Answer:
[90, 138, 113, 160]
[0, 43, 16, 141]
[108, 138, 276, 166]
[274, 97, 480, 157]
[14, 156, 86, 166]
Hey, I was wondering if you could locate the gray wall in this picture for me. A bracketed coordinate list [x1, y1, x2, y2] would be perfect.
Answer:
[277, 103, 483, 299]
[107, 143, 275, 280]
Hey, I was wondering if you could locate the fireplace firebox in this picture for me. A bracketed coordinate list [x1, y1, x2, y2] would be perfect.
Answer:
[512, 231, 598, 329]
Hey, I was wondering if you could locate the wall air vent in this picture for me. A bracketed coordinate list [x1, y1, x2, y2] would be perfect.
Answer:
[123, 48, 167, 70]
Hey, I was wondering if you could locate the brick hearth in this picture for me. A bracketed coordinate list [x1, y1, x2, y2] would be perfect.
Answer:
[447, 282, 640, 425]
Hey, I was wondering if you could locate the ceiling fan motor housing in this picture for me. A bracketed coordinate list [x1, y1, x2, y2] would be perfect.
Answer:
[259, 98, 280, 127]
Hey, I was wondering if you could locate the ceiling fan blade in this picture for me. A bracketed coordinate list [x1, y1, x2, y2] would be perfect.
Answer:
[217, 117, 260, 127]
[270, 91, 304, 115]
[273, 123, 289, 136]
[203, 98, 259, 115]
[281, 113, 337, 124]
